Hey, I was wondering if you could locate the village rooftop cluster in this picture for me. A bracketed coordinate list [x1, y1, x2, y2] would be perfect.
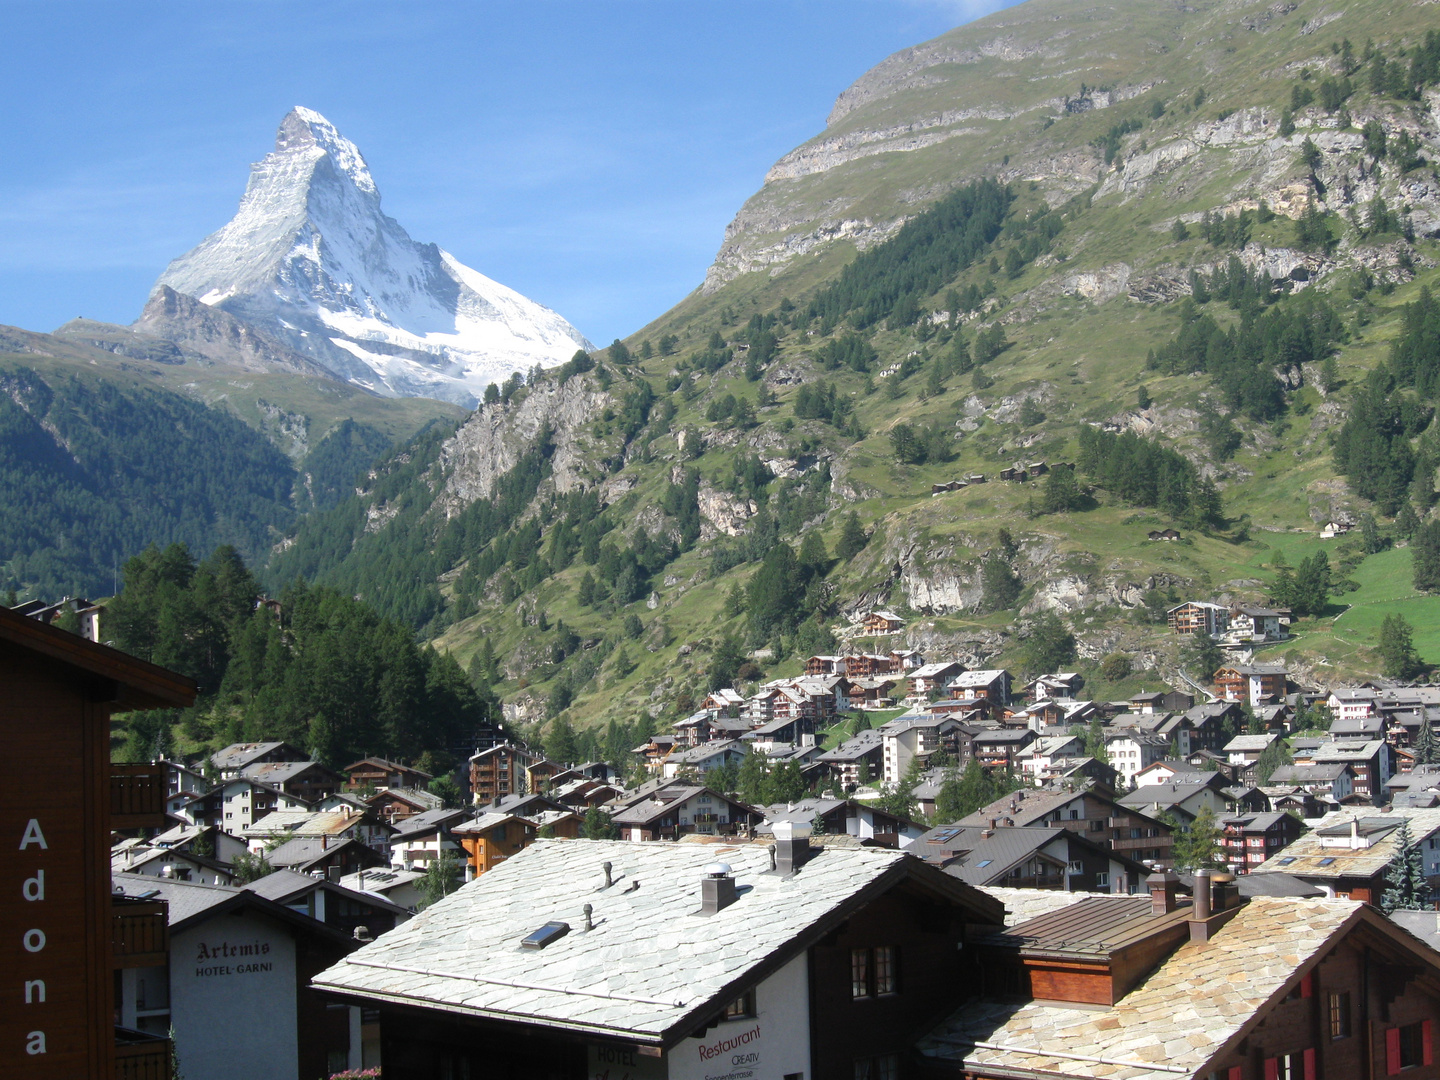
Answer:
[45, 591, 1440, 1080]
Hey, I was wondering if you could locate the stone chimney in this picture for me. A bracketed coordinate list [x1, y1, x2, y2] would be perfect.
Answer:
[772, 820, 814, 876]
[1147, 870, 1179, 915]
[700, 863, 737, 915]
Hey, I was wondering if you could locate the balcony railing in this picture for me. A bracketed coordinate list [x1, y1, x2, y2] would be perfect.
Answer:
[112, 763, 166, 829]
[115, 1028, 171, 1080]
[112, 897, 169, 968]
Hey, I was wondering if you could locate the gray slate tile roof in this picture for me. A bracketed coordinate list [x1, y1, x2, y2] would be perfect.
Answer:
[312, 838, 1000, 1044]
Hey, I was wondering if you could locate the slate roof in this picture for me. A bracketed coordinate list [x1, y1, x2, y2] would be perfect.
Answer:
[1222, 734, 1278, 753]
[1117, 781, 1220, 811]
[210, 741, 300, 771]
[391, 808, 471, 840]
[112, 871, 238, 923]
[266, 837, 379, 872]
[311, 838, 1002, 1046]
[917, 898, 1364, 1079]
[241, 759, 338, 785]
[243, 868, 410, 916]
[665, 739, 744, 765]
[1251, 808, 1440, 880]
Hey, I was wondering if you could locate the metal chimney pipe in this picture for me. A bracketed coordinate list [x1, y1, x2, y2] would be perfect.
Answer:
[1192, 869, 1212, 921]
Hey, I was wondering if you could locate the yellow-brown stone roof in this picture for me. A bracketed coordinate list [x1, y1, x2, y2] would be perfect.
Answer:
[918, 897, 1364, 1079]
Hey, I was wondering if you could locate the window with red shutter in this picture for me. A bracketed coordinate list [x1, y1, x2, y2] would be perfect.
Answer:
[1229, 1068, 1242, 1080]
[1388, 1026, 1403, 1075]
[1425, 1019, 1433, 1067]
[1300, 972, 1314, 998]
[1265, 1058, 1278, 1080]
[1303, 1047, 1315, 1080]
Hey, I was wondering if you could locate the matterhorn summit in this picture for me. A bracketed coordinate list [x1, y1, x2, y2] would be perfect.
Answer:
[152, 107, 593, 406]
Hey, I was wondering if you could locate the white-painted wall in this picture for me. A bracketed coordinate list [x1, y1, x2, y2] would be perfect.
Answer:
[170, 910, 299, 1080]
[663, 952, 810, 1080]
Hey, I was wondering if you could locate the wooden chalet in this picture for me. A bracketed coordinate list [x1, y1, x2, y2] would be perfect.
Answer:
[1, 602, 196, 1080]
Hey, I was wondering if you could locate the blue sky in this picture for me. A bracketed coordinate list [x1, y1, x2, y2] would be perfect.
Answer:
[0, 1, 1016, 344]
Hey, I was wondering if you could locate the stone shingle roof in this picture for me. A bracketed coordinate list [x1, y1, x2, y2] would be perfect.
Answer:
[1251, 808, 1440, 880]
[312, 838, 1001, 1046]
[918, 897, 1363, 1079]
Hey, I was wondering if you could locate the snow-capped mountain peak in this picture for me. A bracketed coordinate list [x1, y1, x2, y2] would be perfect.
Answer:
[150, 107, 593, 407]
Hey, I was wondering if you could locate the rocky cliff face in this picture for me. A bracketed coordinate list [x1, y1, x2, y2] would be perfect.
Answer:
[153, 107, 593, 407]
[132, 285, 335, 377]
[436, 375, 613, 516]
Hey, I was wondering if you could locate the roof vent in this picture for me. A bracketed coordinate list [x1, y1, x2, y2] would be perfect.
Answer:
[701, 863, 737, 915]
[521, 921, 571, 949]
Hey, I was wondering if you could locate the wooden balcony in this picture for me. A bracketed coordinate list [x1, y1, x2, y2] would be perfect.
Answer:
[115, 1028, 170, 1080]
[112, 763, 167, 829]
[112, 897, 169, 968]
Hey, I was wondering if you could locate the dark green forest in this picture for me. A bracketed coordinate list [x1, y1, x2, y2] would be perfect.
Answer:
[0, 364, 394, 600]
[110, 542, 499, 770]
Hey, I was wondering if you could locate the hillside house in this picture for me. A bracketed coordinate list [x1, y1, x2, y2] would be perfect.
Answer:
[1268, 762, 1356, 803]
[759, 798, 927, 848]
[878, 714, 965, 785]
[468, 743, 537, 805]
[344, 756, 434, 791]
[1166, 601, 1228, 637]
[815, 729, 884, 790]
[956, 787, 1174, 866]
[1297, 740, 1396, 805]
[1225, 732, 1280, 767]
[911, 823, 1149, 894]
[947, 668, 1013, 705]
[862, 609, 905, 634]
[1221, 811, 1305, 875]
[387, 807, 473, 868]
[661, 738, 748, 779]
[1227, 605, 1286, 642]
[909, 660, 966, 696]
[1022, 672, 1083, 702]
[241, 758, 345, 803]
[1214, 662, 1288, 706]
[366, 786, 443, 825]
[612, 785, 760, 840]
[1118, 777, 1231, 826]
[1105, 731, 1170, 788]
[452, 812, 542, 877]
[1252, 809, 1440, 902]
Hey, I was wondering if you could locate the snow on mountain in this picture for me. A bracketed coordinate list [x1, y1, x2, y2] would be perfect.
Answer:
[152, 107, 593, 406]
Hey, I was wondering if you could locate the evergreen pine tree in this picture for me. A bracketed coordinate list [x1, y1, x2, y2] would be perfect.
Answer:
[1382, 820, 1428, 912]
[835, 513, 869, 560]
[1175, 806, 1224, 872]
[1414, 521, 1440, 592]
[1413, 718, 1440, 766]
[1379, 614, 1426, 681]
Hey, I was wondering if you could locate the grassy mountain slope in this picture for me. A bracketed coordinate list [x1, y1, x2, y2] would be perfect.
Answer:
[270, 0, 1440, 738]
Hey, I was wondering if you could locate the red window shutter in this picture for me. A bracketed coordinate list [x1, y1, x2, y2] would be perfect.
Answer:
[1388, 1027, 1403, 1075]
[1304, 1048, 1316, 1080]
[1300, 972, 1314, 998]
[1265, 1058, 1278, 1080]
[1425, 1019, 1434, 1066]
[1229, 1069, 1243, 1080]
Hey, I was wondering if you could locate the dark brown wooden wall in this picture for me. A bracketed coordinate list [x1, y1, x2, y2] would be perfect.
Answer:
[808, 888, 977, 1080]
[1, 649, 112, 1078]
